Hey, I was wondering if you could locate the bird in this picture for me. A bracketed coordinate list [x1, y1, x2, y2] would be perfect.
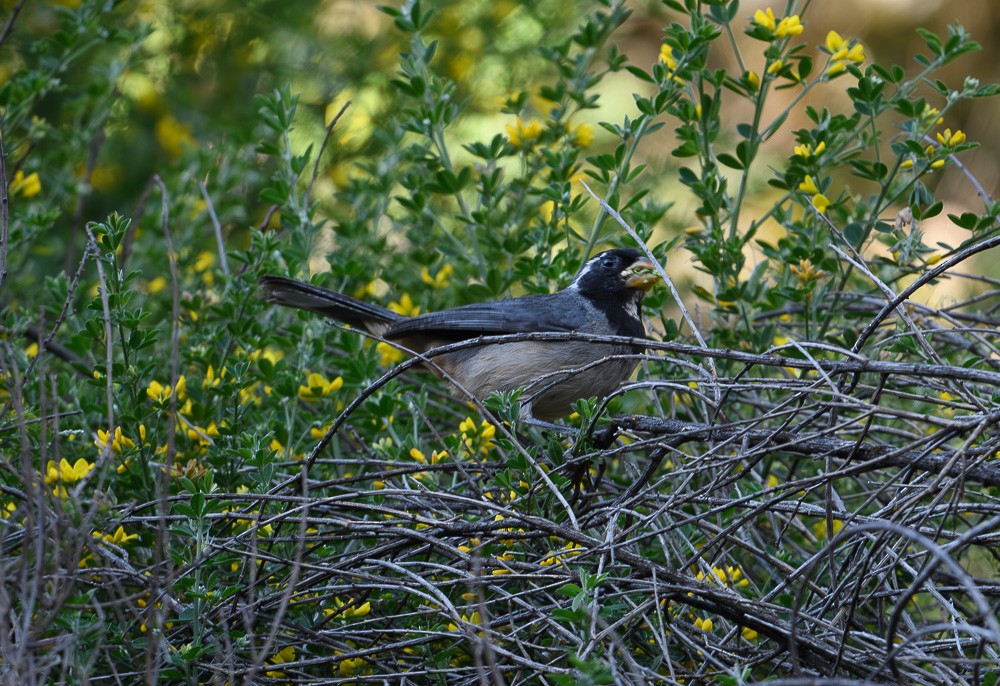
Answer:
[258, 248, 658, 420]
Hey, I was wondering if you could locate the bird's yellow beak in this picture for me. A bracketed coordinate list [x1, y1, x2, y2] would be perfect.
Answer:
[623, 257, 660, 291]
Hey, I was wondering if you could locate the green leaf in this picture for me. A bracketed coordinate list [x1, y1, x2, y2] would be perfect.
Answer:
[947, 212, 978, 229]
[716, 152, 743, 170]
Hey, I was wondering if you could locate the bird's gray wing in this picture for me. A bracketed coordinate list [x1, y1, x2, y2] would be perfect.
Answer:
[384, 293, 588, 343]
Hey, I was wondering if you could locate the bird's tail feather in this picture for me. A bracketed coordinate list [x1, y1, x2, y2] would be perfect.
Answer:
[258, 275, 403, 334]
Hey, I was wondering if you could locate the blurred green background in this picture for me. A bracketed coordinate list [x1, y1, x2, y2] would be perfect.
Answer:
[4, 0, 999, 285]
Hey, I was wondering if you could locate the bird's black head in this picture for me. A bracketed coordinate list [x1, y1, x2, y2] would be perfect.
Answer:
[570, 248, 658, 338]
[571, 248, 658, 301]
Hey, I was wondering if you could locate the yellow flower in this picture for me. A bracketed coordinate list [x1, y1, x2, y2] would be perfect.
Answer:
[919, 105, 944, 127]
[376, 341, 404, 366]
[753, 7, 776, 32]
[323, 597, 372, 619]
[410, 447, 447, 464]
[844, 43, 865, 62]
[45, 458, 94, 493]
[96, 525, 139, 546]
[793, 141, 826, 158]
[790, 258, 825, 283]
[742, 627, 759, 641]
[146, 276, 168, 294]
[767, 59, 783, 75]
[95, 426, 137, 454]
[420, 264, 454, 289]
[155, 114, 193, 157]
[827, 31, 864, 62]
[826, 30, 846, 53]
[25, 342, 39, 358]
[11, 170, 41, 198]
[812, 519, 845, 539]
[811, 193, 831, 213]
[659, 43, 678, 69]
[297, 372, 344, 401]
[775, 15, 803, 37]
[310, 424, 332, 440]
[459, 417, 496, 455]
[185, 421, 220, 447]
[246, 347, 285, 366]
[936, 128, 966, 147]
[388, 292, 421, 317]
[798, 175, 820, 194]
[338, 656, 367, 677]
[746, 70, 760, 91]
[266, 645, 295, 679]
[825, 61, 847, 77]
[194, 250, 214, 272]
[2, 501, 16, 520]
[572, 122, 594, 147]
[694, 617, 713, 632]
[202, 364, 225, 389]
[147, 376, 186, 405]
[505, 117, 543, 148]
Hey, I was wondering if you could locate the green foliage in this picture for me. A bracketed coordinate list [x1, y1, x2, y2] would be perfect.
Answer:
[2, 0, 1000, 683]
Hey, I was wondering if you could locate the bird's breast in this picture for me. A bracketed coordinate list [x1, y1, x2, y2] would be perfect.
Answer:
[434, 340, 642, 419]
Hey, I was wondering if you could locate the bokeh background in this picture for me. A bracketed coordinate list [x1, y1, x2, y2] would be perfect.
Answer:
[4, 0, 1000, 287]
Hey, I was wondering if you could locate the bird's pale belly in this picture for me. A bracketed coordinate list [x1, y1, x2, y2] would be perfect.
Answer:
[434, 341, 641, 420]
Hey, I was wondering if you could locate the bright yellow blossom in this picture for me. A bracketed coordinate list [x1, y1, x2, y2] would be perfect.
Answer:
[775, 15, 803, 37]
[376, 341, 404, 366]
[388, 292, 420, 317]
[506, 117, 543, 148]
[767, 59, 783, 75]
[45, 458, 94, 496]
[826, 31, 865, 62]
[310, 424, 332, 440]
[812, 519, 845, 539]
[793, 141, 826, 158]
[798, 175, 820, 194]
[323, 597, 372, 619]
[659, 43, 678, 69]
[147, 376, 186, 404]
[421, 264, 453, 289]
[459, 417, 497, 455]
[825, 61, 846, 77]
[298, 372, 343, 401]
[338, 656, 367, 677]
[266, 646, 295, 679]
[746, 71, 760, 91]
[571, 122, 594, 147]
[753, 7, 776, 32]
[155, 114, 193, 157]
[202, 365, 225, 389]
[185, 421, 220, 447]
[936, 128, 966, 147]
[811, 194, 831, 213]
[95, 426, 145, 453]
[96, 525, 139, 546]
[11, 170, 41, 198]
[694, 617, 714, 632]
[146, 276, 167, 294]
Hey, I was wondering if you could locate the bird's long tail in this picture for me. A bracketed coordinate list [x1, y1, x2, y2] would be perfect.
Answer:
[258, 275, 403, 335]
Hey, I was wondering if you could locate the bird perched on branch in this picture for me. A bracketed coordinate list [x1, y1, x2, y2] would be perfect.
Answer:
[259, 248, 658, 419]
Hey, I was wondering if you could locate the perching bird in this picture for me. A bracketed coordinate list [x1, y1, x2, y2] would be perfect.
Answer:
[259, 248, 657, 419]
